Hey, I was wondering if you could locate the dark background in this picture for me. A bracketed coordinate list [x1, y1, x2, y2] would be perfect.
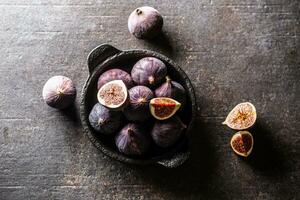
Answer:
[0, 0, 299, 199]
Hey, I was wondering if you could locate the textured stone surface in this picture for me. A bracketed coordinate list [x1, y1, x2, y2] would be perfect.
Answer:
[0, 0, 299, 199]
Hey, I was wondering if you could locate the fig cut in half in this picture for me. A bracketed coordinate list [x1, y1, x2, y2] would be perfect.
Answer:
[230, 131, 253, 157]
[97, 80, 128, 110]
[222, 102, 257, 130]
[150, 97, 181, 120]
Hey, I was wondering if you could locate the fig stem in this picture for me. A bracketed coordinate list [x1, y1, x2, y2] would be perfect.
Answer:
[127, 128, 134, 136]
[166, 76, 172, 83]
[138, 97, 146, 103]
[148, 76, 155, 85]
[57, 88, 64, 96]
[136, 9, 142, 15]
[98, 118, 105, 125]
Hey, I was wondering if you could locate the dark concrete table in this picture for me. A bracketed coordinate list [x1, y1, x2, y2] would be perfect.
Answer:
[0, 0, 299, 199]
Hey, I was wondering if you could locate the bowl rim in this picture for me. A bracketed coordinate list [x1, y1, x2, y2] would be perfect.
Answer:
[80, 47, 197, 165]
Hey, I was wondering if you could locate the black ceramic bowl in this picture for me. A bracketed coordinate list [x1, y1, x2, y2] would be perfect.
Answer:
[80, 44, 197, 167]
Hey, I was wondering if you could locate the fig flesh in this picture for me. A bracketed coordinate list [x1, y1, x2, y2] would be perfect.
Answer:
[128, 6, 163, 39]
[151, 116, 186, 148]
[150, 97, 181, 120]
[123, 86, 154, 122]
[115, 123, 150, 155]
[97, 69, 134, 89]
[97, 80, 128, 110]
[131, 57, 167, 87]
[42, 75, 76, 109]
[230, 131, 253, 157]
[223, 102, 257, 130]
[88, 103, 124, 135]
[155, 76, 186, 105]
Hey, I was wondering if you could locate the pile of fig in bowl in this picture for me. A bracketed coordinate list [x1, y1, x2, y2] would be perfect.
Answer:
[80, 44, 196, 167]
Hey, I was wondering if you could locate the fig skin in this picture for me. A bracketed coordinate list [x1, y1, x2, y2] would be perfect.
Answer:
[131, 57, 167, 87]
[155, 76, 186, 106]
[97, 69, 134, 90]
[151, 116, 186, 148]
[123, 86, 154, 122]
[88, 103, 124, 135]
[128, 6, 163, 39]
[115, 123, 150, 155]
[42, 75, 76, 109]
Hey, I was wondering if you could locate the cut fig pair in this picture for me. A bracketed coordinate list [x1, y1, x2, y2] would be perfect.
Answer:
[223, 102, 257, 157]
[97, 80, 181, 120]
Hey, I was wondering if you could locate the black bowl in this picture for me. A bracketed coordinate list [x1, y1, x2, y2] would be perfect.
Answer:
[80, 44, 197, 167]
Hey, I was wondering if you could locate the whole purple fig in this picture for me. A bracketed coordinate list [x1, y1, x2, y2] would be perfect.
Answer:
[128, 6, 163, 39]
[131, 57, 167, 87]
[42, 75, 76, 109]
[151, 116, 186, 148]
[123, 86, 154, 122]
[155, 76, 186, 105]
[89, 103, 124, 135]
[115, 123, 150, 155]
[97, 69, 134, 89]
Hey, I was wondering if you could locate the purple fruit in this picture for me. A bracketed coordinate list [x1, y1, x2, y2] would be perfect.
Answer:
[97, 69, 134, 89]
[131, 57, 167, 87]
[123, 86, 154, 122]
[89, 103, 124, 135]
[42, 75, 76, 109]
[128, 6, 163, 39]
[115, 123, 150, 155]
[155, 76, 186, 105]
[151, 116, 186, 148]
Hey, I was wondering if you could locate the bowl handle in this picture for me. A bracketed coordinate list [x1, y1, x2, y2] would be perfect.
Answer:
[87, 44, 121, 74]
[157, 150, 190, 168]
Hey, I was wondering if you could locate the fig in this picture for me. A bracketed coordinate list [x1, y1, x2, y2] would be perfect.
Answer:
[115, 123, 150, 155]
[131, 57, 167, 87]
[128, 6, 163, 39]
[222, 102, 257, 130]
[123, 86, 154, 122]
[149, 97, 181, 120]
[97, 80, 129, 110]
[97, 69, 134, 89]
[155, 76, 186, 105]
[88, 103, 124, 135]
[151, 116, 186, 148]
[230, 131, 253, 157]
[42, 75, 76, 109]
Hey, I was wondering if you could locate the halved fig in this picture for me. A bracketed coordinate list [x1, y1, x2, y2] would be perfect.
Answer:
[230, 131, 253, 157]
[97, 80, 128, 110]
[222, 102, 257, 130]
[149, 97, 181, 120]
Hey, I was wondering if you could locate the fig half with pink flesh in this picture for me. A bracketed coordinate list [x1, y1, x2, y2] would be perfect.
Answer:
[97, 80, 128, 111]
[223, 102, 257, 130]
[230, 131, 254, 157]
[149, 97, 181, 120]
